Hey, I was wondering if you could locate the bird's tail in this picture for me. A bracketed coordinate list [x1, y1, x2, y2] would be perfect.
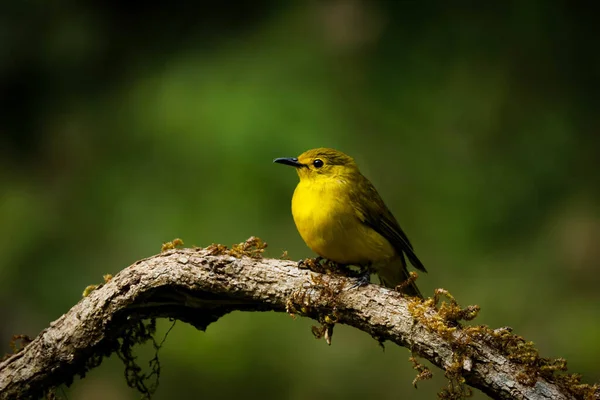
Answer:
[377, 257, 423, 299]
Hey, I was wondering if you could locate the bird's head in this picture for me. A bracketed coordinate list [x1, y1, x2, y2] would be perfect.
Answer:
[274, 148, 359, 182]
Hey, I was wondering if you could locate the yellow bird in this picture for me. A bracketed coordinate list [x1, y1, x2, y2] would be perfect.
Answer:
[274, 148, 426, 298]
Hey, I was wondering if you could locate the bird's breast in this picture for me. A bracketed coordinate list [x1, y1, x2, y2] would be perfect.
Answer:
[291, 179, 394, 265]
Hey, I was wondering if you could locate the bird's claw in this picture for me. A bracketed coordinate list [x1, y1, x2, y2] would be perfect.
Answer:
[348, 269, 371, 289]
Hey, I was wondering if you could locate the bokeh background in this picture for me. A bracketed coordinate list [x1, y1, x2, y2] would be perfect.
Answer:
[1, 1, 599, 399]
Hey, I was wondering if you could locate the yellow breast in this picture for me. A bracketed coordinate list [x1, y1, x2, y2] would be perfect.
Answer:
[291, 178, 395, 265]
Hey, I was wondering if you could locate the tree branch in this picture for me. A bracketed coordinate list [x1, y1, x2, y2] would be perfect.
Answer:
[0, 244, 597, 400]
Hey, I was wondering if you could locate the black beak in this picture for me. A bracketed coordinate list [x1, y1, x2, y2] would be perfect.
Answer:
[273, 157, 303, 168]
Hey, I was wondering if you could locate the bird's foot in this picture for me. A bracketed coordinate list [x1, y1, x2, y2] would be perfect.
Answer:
[297, 256, 323, 270]
[348, 269, 371, 289]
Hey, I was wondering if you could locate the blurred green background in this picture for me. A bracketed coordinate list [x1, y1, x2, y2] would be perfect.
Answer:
[1, 1, 599, 399]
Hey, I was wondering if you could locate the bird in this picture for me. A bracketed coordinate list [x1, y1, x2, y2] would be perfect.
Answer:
[273, 147, 426, 298]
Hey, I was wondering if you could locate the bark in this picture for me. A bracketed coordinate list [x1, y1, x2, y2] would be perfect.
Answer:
[0, 245, 596, 400]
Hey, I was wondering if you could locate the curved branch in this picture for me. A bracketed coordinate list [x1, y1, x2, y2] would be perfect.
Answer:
[0, 246, 596, 400]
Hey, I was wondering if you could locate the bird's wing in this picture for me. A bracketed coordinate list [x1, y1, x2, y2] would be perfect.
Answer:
[351, 176, 427, 272]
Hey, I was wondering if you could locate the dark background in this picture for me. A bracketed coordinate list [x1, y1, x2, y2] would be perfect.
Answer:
[1, 1, 599, 399]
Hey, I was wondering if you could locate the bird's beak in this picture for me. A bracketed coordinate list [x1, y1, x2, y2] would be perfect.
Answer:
[273, 157, 304, 168]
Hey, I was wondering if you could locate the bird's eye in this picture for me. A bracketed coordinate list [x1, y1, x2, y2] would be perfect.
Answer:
[313, 159, 324, 168]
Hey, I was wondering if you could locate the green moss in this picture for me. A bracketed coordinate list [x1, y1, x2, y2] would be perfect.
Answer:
[396, 271, 420, 293]
[1, 334, 33, 362]
[204, 243, 229, 255]
[161, 238, 184, 252]
[82, 284, 98, 297]
[286, 272, 345, 345]
[82, 274, 114, 297]
[409, 355, 433, 388]
[205, 236, 268, 259]
[408, 288, 600, 399]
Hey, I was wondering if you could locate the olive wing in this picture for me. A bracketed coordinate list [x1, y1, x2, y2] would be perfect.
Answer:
[351, 176, 427, 273]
